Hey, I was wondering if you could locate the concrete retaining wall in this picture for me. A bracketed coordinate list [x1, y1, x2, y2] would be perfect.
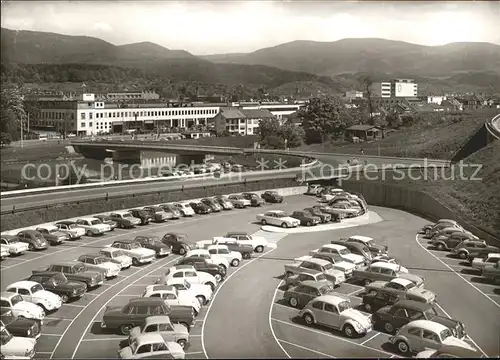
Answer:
[341, 180, 499, 246]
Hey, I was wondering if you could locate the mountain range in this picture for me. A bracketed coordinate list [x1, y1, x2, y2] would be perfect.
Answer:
[2, 27, 500, 94]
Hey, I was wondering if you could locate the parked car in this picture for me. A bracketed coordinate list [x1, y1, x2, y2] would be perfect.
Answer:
[206, 245, 243, 267]
[429, 231, 478, 251]
[227, 194, 251, 208]
[159, 204, 182, 219]
[142, 285, 200, 315]
[352, 262, 424, 287]
[389, 320, 473, 355]
[208, 238, 253, 259]
[119, 332, 185, 359]
[128, 209, 153, 225]
[0, 292, 45, 321]
[143, 206, 172, 222]
[162, 233, 192, 255]
[303, 207, 331, 223]
[311, 205, 345, 222]
[0, 326, 37, 360]
[329, 203, 362, 218]
[480, 259, 500, 284]
[200, 198, 222, 212]
[5, 281, 62, 313]
[241, 192, 265, 207]
[364, 278, 436, 305]
[134, 236, 171, 257]
[0, 235, 29, 256]
[108, 211, 141, 229]
[223, 232, 268, 253]
[189, 201, 212, 215]
[295, 254, 356, 278]
[15, 230, 49, 251]
[416, 344, 481, 358]
[76, 254, 121, 278]
[213, 196, 234, 210]
[370, 254, 399, 265]
[75, 217, 111, 236]
[290, 211, 321, 226]
[420, 219, 458, 234]
[471, 253, 500, 273]
[0, 308, 41, 339]
[284, 272, 329, 290]
[261, 191, 283, 203]
[99, 248, 133, 269]
[32, 261, 105, 290]
[342, 235, 388, 255]
[184, 249, 230, 271]
[298, 295, 372, 338]
[424, 223, 464, 239]
[284, 258, 346, 286]
[26, 273, 86, 303]
[310, 244, 365, 268]
[283, 280, 336, 308]
[256, 210, 300, 228]
[431, 227, 473, 240]
[175, 257, 226, 282]
[127, 315, 190, 349]
[329, 241, 372, 263]
[92, 215, 118, 230]
[156, 265, 218, 292]
[165, 278, 213, 306]
[362, 289, 402, 313]
[172, 203, 196, 217]
[54, 220, 85, 240]
[109, 239, 156, 266]
[305, 184, 323, 195]
[450, 240, 499, 260]
[35, 226, 67, 245]
[101, 298, 195, 335]
[372, 300, 465, 338]
[0, 245, 9, 260]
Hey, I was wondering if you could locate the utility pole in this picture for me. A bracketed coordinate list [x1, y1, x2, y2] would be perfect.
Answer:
[20, 117, 24, 148]
[27, 112, 30, 134]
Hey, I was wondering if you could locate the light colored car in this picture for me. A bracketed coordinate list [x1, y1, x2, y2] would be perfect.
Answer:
[109, 211, 142, 228]
[299, 295, 372, 337]
[54, 221, 85, 240]
[310, 244, 365, 268]
[471, 253, 500, 273]
[157, 265, 217, 292]
[365, 278, 436, 304]
[206, 245, 242, 267]
[35, 225, 67, 245]
[481, 259, 500, 284]
[77, 254, 121, 278]
[227, 194, 251, 208]
[172, 203, 195, 217]
[165, 278, 213, 306]
[329, 203, 361, 217]
[294, 254, 356, 278]
[416, 344, 480, 358]
[119, 333, 185, 359]
[223, 232, 269, 253]
[142, 285, 201, 315]
[75, 217, 111, 236]
[306, 184, 323, 195]
[143, 206, 172, 222]
[0, 326, 37, 360]
[284, 258, 346, 286]
[128, 315, 190, 349]
[184, 249, 230, 270]
[389, 320, 475, 355]
[0, 292, 45, 321]
[353, 262, 424, 287]
[256, 210, 300, 228]
[5, 281, 62, 313]
[99, 248, 133, 269]
[0, 244, 9, 259]
[0, 235, 29, 256]
[109, 240, 156, 265]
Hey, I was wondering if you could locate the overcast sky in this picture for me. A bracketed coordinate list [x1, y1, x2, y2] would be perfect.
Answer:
[2, 1, 500, 55]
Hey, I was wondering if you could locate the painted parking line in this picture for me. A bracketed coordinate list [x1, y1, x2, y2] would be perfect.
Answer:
[278, 338, 337, 358]
[44, 317, 74, 321]
[415, 234, 500, 309]
[270, 279, 291, 358]
[360, 332, 380, 345]
[62, 303, 86, 308]
[80, 337, 125, 342]
[41, 333, 62, 337]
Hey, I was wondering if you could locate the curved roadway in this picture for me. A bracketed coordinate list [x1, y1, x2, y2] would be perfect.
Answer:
[1, 194, 498, 358]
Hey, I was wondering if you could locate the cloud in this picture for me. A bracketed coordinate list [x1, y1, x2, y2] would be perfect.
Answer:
[92, 22, 113, 33]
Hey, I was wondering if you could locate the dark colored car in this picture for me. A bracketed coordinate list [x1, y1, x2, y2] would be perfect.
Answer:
[283, 280, 335, 308]
[159, 204, 181, 219]
[372, 300, 465, 338]
[107, 212, 141, 229]
[362, 289, 402, 313]
[200, 198, 222, 212]
[101, 298, 195, 335]
[213, 238, 254, 259]
[27, 273, 86, 303]
[162, 233, 192, 255]
[451, 240, 499, 261]
[332, 237, 387, 257]
[290, 211, 321, 226]
[134, 236, 172, 257]
[32, 261, 104, 290]
[127, 209, 153, 225]
[261, 191, 283, 204]
[338, 241, 373, 263]
[303, 207, 331, 223]
[143, 206, 171, 222]
[429, 232, 477, 251]
[0, 308, 41, 339]
[189, 202, 211, 215]
[16, 230, 49, 251]
[242, 193, 265, 207]
[311, 205, 345, 222]
[93, 215, 118, 230]
[35, 226, 67, 245]
[213, 196, 233, 210]
[175, 257, 226, 281]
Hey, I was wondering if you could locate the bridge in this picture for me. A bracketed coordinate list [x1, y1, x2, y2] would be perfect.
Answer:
[452, 113, 500, 162]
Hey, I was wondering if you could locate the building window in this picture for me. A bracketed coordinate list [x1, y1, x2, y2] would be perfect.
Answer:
[81, 113, 86, 120]
[89, 113, 93, 120]
[89, 122, 93, 127]
[81, 122, 86, 127]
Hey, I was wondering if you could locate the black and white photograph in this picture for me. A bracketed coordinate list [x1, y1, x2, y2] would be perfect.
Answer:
[0, 0, 499, 359]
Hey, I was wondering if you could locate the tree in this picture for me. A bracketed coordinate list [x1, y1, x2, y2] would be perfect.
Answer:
[256, 118, 304, 149]
[298, 97, 350, 144]
[1, 85, 26, 141]
[0, 132, 12, 147]
[358, 75, 374, 125]
[385, 108, 402, 128]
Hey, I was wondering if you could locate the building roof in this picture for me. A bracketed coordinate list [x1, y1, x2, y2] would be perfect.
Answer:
[219, 107, 246, 119]
[346, 125, 381, 131]
[240, 108, 275, 119]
